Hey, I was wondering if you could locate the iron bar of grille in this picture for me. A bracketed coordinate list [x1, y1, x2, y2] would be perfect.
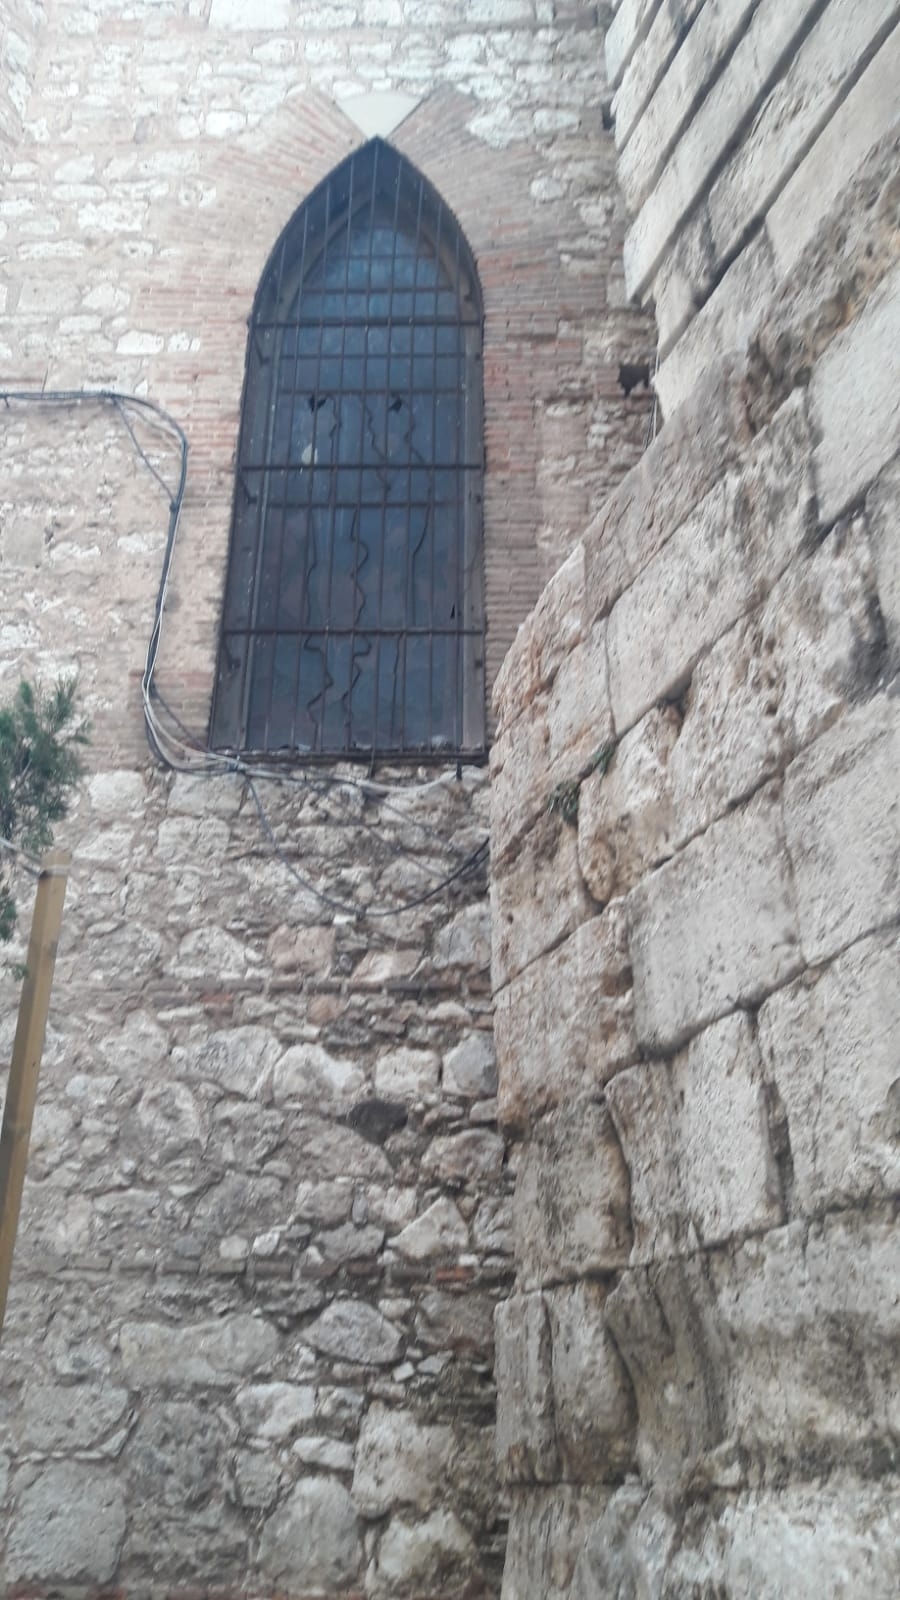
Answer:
[212, 140, 485, 759]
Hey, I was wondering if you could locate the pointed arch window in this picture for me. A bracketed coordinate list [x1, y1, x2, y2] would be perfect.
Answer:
[210, 139, 485, 761]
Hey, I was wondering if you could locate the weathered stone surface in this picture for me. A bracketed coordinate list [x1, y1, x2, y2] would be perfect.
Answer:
[767, 22, 900, 277]
[583, 356, 752, 625]
[577, 707, 678, 902]
[608, 1014, 783, 1263]
[257, 1476, 361, 1589]
[607, 391, 815, 733]
[393, 1197, 469, 1261]
[492, 543, 585, 728]
[758, 929, 900, 1211]
[443, 1031, 496, 1098]
[182, 1025, 281, 1100]
[352, 1403, 453, 1516]
[235, 1382, 316, 1441]
[545, 617, 614, 776]
[371, 1509, 478, 1597]
[546, 1281, 636, 1482]
[490, 705, 552, 865]
[134, 1079, 205, 1160]
[496, 905, 636, 1134]
[867, 456, 900, 667]
[373, 1044, 440, 1099]
[422, 1128, 505, 1187]
[607, 1210, 900, 1483]
[6, 1463, 126, 1584]
[304, 1301, 403, 1367]
[119, 1315, 279, 1388]
[273, 1042, 365, 1104]
[514, 1100, 632, 1289]
[668, 511, 882, 846]
[572, 1477, 900, 1597]
[811, 261, 900, 525]
[707, 0, 899, 274]
[491, 809, 594, 991]
[494, 1292, 559, 1484]
[502, 1486, 614, 1600]
[784, 694, 900, 965]
[616, 0, 755, 209]
[19, 1382, 130, 1453]
[654, 230, 776, 419]
[623, 0, 823, 295]
[628, 785, 802, 1052]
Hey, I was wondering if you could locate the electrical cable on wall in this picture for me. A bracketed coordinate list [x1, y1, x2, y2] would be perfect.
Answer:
[0, 388, 489, 921]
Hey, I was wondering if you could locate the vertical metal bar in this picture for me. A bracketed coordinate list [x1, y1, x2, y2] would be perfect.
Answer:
[0, 851, 70, 1342]
[427, 197, 443, 753]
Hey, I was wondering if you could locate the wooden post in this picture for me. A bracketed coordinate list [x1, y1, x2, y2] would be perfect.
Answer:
[0, 848, 70, 1342]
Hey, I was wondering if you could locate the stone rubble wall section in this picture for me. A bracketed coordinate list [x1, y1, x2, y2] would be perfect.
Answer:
[0, 6, 654, 1599]
[490, 108, 900, 1596]
[605, 0, 900, 422]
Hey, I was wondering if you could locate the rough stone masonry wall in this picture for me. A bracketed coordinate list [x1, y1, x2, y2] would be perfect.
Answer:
[491, 1, 900, 1594]
[0, 4, 653, 1598]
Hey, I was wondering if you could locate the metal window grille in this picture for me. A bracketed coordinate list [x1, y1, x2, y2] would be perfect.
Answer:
[210, 140, 486, 762]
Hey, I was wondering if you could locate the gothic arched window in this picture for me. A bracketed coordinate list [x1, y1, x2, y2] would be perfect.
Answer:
[210, 139, 485, 761]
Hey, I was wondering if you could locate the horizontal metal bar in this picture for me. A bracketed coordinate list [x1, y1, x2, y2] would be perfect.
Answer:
[222, 627, 484, 640]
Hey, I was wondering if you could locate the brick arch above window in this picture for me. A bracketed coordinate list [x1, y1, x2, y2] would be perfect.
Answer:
[210, 138, 485, 763]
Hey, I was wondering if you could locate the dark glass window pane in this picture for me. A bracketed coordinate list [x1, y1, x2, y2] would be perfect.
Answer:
[212, 140, 485, 758]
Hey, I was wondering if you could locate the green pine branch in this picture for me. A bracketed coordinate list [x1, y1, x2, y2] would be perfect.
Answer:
[0, 677, 89, 943]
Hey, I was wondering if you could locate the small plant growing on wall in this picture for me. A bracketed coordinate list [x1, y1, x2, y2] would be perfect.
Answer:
[0, 678, 88, 943]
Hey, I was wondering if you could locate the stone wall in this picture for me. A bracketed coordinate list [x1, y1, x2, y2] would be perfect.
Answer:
[0, 4, 653, 1597]
[0, 0, 43, 152]
[491, 1, 900, 1591]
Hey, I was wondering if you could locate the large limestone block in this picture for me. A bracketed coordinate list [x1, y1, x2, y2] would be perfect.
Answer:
[628, 786, 802, 1052]
[617, 0, 757, 209]
[605, 0, 656, 89]
[492, 543, 584, 728]
[758, 930, 900, 1211]
[654, 231, 776, 419]
[811, 261, 900, 525]
[668, 511, 882, 846]
[608, 1014, 783, 1263]
[352, 1403, 454, 1515]
[513, 1100, 632, 1288]
[571, 1478, 900, 1598]
[711, 1214, 900, 1465]
[490, 705, 551, 865]
[495, 906, 637, 1133]
[577, 706, 679, 902]
[768, 22, 900, 277]
[491, 811, 593, 991]
[707, 0, 900, 273]
[623, 0, 823, 296]
[6, 1463, 126, 1585]
[494, 1293, 559, 1485]
[784, 695, 900, 964]
[613, 0, 706, 154]
[607, 390, 814, 733]
[546, 1281, 636, 1481]
[501, 1486, 614, 1600]
[583, 357, 752, 625]
[545, 617, 614, 777]
[607, 1212, 900, 1484]
[257, 1477, 361, 1589]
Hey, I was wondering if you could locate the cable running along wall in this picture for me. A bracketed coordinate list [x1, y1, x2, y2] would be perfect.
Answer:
[211, 139, 486, 764]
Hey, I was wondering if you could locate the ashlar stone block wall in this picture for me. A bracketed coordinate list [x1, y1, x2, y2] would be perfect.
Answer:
[0, 4, 653, 1597]
[492, 1, 900, 1592]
